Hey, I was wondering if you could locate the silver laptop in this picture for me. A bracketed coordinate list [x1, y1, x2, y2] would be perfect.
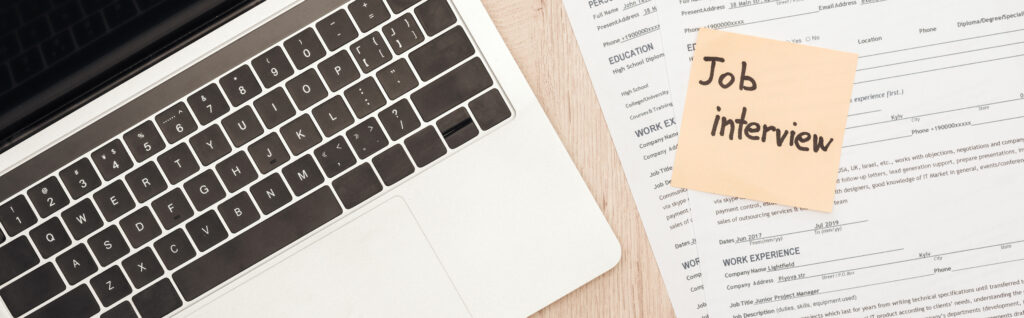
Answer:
[0, 0, 620, 316]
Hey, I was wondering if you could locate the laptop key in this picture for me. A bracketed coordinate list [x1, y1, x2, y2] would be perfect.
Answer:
[349, 0, 391, 32]
[56, 243, 98, 285]
[187, 84, 231, 125]
[26, 284, 99, 318]
[345, 77, 387, 118]
[155, 102, 198, 144]
[312, 96, 356, 137]
[174, 187, 342, 301]
[405, 125, 448, 167]
[125, 162, 168, 203]
[318, 50, 360, 92]
[380, 99, 421, 140]
[281, 114, 323, 155]
[94, 180, 136, 221]
[190, 125, 232, 165]
[251, 46, 294, 88]
[184, 170, 226, 211]
[438, 107, 479, 149]
[316, 8, 359, 51]
[386, 0, 419, 13]
[409, 26, 475, 80]
[92, 140, 135, 181]
[1, 195, 38, 236]
[134, 279, 182, 318]
[61, 199, 103, 239]
[469, 89, 512, 130]
[152, 189, 195, 230]
[186, 211, 228, 252]
[153, 229, 196, 270]
[0, 263, 66, 317]
[218, 192, 260, 233]
[222, 106, 264, 147]
[102, 302, 138, 318]
[248, 133, 290, 173]
[283, 28, 326, 70]
[383, 13, 424, 55]
[216, 152, 259, 193]
[351, 32, 392, 73]
[30, 217, 72, 258]
[373, 145, 415, 186]
[250, 173, 292, 214]
[347, 117, 388, 159]
[88, 225, 130, 266]
[59, 158, 102, 199]
[283, 155, 325, 196]
[286, 69, 329, 111]
[334, 163, 383, 209]
[253, 87, 297, 129]
[123, 120, 166, 162]
[315, 136, 358, 177]
[0, 237, 40, 285]
[377, 58, 419, 99]
[28, 176, 70, 218]
[90, 266, 132, 307]
[220, 65, 263, 106]
[157, 143, 200, 185]
[119, 208, 162, 248]
[415, 0, 456, 36]
[123, 247, 163, 288]
[411, 58, 493, 121]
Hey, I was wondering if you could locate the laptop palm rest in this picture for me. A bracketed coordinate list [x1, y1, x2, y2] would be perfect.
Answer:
[183, 197, 471, 317]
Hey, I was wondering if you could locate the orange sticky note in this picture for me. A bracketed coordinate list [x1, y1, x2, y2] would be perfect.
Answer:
[671, 29, 857, 212]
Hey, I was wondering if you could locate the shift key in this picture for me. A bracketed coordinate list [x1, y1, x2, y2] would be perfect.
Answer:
[410, 57, 492, 121]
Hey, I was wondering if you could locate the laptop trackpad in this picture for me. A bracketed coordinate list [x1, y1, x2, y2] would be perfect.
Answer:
[186, 197, 471, 317]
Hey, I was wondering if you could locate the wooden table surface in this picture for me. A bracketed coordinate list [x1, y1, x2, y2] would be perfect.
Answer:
[477, 1, 677, 316]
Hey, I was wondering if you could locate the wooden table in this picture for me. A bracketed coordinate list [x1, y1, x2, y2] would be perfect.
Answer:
[478, 1, 676, 316]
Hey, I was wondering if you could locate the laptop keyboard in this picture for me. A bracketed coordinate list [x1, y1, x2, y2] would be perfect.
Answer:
[0, 0, 513, 316]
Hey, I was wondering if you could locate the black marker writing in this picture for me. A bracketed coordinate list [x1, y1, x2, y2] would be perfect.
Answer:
[710, 106, 834, 153]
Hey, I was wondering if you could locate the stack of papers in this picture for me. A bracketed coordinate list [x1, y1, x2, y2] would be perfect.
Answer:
[564, 0, 1024, 317]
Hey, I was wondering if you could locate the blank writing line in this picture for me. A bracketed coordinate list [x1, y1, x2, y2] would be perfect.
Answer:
[857, 41, 1024, 71]
[855, 53, 1024, 84]
[972, 115, 1024, 127]
[719, 11, 820, 29]
[955, 258, 1024, 272]
[842, 135, 912, 148]
[861, 28, 1024, 58]
[848, 110, 880, 117]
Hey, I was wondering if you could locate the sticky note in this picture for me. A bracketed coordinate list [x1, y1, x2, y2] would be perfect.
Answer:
[671, 29, 858, 212]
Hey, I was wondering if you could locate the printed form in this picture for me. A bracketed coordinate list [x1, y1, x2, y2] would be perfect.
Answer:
[562, 0, 708, 316]
[657, 0, 1024, 317]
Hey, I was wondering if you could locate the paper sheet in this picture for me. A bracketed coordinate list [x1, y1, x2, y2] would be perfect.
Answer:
[561, 1, 707, 316]
[658, 0, 1024, 316]
[672, 29, 857, 212]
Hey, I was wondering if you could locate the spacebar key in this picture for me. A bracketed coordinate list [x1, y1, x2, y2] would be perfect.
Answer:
[173, 187, 342, 301]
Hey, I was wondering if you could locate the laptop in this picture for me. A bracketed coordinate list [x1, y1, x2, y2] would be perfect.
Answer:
[0, 0, 621, 317]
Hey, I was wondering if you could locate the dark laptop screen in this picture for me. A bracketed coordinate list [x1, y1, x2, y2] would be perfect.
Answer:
[0, 0, 259, 152]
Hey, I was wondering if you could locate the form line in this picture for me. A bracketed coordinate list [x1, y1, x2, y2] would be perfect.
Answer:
[842, 135, 912, 148]
[857, 41, 1024, 71]
[845, 98, 1021, 130]
[855, 53, 1024, 84]
[861, 28, 1024, 58]
[718, 10, 820, 30]
[972, 115, 1024, 127]
[954, 258, 1024, 272]
[740, 220, 868, 244]
[774, 249, 904, 271]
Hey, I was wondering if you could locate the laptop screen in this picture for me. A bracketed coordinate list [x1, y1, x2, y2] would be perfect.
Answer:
[0, 0, 260, 152]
